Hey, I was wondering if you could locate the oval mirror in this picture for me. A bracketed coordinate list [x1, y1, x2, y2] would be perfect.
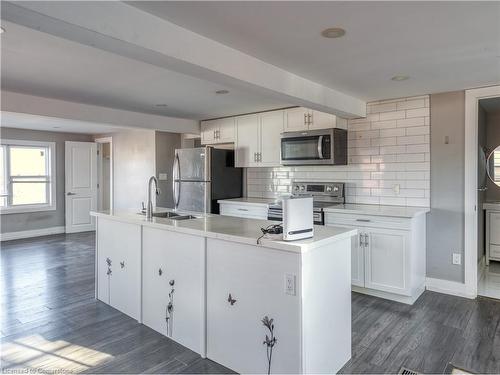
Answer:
[486, 145, 500, 187]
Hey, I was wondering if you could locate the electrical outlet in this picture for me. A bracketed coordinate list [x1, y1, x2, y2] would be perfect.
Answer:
[285, 274, 296, 296]
[159, 173, 168, 181]
[392, 184, 401, 195]
[452, 253, 462, 265]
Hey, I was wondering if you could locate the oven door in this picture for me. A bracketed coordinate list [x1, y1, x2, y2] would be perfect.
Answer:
[281, 130, 332, 165]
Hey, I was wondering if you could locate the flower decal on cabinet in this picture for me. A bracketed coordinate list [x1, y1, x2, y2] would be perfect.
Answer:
[165, 279, 175, 337]
[262, 315, 277, 375]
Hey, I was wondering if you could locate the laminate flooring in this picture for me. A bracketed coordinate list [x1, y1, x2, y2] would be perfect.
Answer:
[2, 232, 500, 374]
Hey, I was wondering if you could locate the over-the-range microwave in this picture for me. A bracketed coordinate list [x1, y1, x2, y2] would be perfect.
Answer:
[280, 128, 348, 165]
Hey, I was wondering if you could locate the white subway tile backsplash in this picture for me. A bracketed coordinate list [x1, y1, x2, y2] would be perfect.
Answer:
[246, 95, 430, 207]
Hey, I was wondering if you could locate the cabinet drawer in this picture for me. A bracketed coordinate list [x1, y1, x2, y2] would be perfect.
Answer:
[220, 203, 268, 220]
[325, 213, 412, 230]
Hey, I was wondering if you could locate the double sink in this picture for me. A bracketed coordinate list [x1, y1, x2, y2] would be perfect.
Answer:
[139, 211, 199, 221]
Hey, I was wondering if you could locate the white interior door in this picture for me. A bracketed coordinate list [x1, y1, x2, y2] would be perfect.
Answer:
[65, 141, 97, 233]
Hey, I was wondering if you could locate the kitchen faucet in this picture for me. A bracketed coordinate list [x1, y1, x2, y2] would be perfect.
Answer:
[146, 176, 160, 220]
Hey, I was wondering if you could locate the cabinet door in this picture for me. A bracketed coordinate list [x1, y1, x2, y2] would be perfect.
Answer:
[97, 218, 141, 320]
[108, 221, 142, 320]
[142, 228, 205, 355]
[308, 110, 336, 130]
[206, 238, 301, 374]
[284, 107, 308, 131]
[201, 120, 218, 145]
[235, 114, 260, 167]
[364, 228, 410, 295]
[489, 212, 500, 245]
[260, 110, 284, 166]
[217, 117, 236, 143]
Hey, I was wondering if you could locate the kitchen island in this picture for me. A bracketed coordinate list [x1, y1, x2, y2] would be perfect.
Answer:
[90, 210, 357, 374]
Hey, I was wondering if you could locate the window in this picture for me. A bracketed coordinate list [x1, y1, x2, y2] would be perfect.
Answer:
[0, 140, 56, 214]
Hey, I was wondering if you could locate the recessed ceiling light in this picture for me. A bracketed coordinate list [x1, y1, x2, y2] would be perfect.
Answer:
[155, 104, 168, 107]
[391, 75, 410, 82]
[0, 27, 5, 34]
[215, 90, 229, 95]
[321, 27, 346, 39]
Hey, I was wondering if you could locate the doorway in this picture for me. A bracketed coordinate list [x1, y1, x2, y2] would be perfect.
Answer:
[477, 97, 500, 299]
[96, 137, 113, 211]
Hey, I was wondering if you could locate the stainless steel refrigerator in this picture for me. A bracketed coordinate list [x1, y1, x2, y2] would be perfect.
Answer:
[172, 146, 243, 213]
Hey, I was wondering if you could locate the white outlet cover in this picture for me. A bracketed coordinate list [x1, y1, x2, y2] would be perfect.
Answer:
[285, 273, 296, 296]
[452, 253, 462, 265]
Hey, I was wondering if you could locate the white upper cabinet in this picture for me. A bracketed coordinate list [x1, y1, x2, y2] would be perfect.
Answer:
[235, 114, 260, 167]
[284, 107, 347, 132]
[259, 110, 284, 166]
[235, 110, 283, 168]
[201, 118, 235, 145]
[284, 107, 309, 131]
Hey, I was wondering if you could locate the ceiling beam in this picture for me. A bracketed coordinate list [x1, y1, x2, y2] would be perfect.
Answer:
[1, 91, 200, 134]
[1, 1, 366, 118]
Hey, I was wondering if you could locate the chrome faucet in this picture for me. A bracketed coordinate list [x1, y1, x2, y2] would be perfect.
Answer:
[146, 176, 160, 220]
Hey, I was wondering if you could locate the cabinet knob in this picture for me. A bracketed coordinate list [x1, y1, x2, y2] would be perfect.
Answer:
[120, 261, 125, 269]
[106, 257, 112, 266]
[227, 293, 237, 306]
[106, 267, 112, 276]
[158, 268, 163, 276]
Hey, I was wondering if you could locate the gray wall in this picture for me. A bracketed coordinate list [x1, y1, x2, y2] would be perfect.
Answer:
[109, 129, 156, 211]
[485, 111, 500, 201]
[0, 127, 93, 233]
[427, 91, 465, 283]
[155, 131, 181, 208]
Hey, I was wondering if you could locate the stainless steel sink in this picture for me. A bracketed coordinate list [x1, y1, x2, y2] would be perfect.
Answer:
[170, 215, 198, 221]
[139, 211, 181, 218]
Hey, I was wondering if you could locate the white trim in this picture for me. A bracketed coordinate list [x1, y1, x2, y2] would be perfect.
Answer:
[352, 284, 425, 305]
[425, 277, 475, 299]
[464, 85, 500, 300]
[95, 137, 113, 211]
[0, 139, 57, 214]
[0, 226, 65, 241]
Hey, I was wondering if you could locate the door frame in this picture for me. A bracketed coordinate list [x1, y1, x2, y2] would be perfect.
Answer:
[95, 137, 113, 211]
[464, 85, 500, 298]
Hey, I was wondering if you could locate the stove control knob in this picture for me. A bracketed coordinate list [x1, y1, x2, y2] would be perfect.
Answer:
[333, 186, 340, 192]
[300, 185, 305, 191]
[294, 185, 300, 191]
[326, 186, 333, 192]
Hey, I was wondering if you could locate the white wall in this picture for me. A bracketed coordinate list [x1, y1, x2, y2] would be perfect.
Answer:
[247, 95, 430, 207]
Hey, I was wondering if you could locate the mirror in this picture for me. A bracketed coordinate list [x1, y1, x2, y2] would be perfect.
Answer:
[487, 145, 500, 187]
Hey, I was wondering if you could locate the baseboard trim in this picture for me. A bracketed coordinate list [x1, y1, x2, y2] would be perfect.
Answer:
[478, 256, 486, 282]
[1, 226, 65, 241]
[351, 284, 425, 305]
[425, 277, 475, 299]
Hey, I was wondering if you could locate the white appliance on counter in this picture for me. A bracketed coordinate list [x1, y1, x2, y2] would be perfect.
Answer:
[282, 197, 314, 241]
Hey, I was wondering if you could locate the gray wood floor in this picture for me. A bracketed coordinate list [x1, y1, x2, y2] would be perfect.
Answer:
[2, 232, 500, 374]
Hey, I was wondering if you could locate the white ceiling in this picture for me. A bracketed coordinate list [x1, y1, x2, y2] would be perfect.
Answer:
[0, 21, 289, 121]
[1, 112, 127, 134]
[131, 1, 500, 101]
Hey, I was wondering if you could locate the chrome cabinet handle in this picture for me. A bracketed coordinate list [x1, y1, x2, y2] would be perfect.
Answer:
[106, 268, 112, 276]
[106, 257, 112, 266]
[120, 261, 125, 269]
[356, 219, 371, 222]
[359, 233, 364, 247]
[227, 293, 237, 306]
[364, 234, 369, 246]
[304, 113, 307, 126]
[308, 113, 312, 125]
[237, 208, 249, 211]
[159, 268, 163, 276]
[67, 192, 76, 196]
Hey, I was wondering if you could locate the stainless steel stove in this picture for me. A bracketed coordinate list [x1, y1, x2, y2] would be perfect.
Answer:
[268, 182, 345, 225]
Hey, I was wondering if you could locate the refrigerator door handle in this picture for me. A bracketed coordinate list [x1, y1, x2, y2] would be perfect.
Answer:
[172, 153, 181, 209]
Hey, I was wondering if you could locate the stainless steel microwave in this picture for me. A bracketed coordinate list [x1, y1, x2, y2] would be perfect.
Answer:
[280, 128, 347, 165]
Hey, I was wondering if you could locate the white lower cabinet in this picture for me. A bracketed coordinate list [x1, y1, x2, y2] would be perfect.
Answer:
[142, 227, 205, 355]
[206, 238, 302, 374]
[96, 217, 141, 320]
[325, 213, 426, 304]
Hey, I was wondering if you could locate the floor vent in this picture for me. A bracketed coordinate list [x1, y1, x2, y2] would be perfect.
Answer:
[399, 367, 419, 375]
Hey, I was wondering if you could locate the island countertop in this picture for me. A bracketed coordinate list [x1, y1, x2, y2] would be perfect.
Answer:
[90, 210, 357, 253]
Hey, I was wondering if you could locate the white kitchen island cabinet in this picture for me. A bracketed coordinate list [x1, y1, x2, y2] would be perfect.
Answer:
[91, 210, 356, 374]
[96, 217, 141, 321]
[142, 227, 205, 355]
